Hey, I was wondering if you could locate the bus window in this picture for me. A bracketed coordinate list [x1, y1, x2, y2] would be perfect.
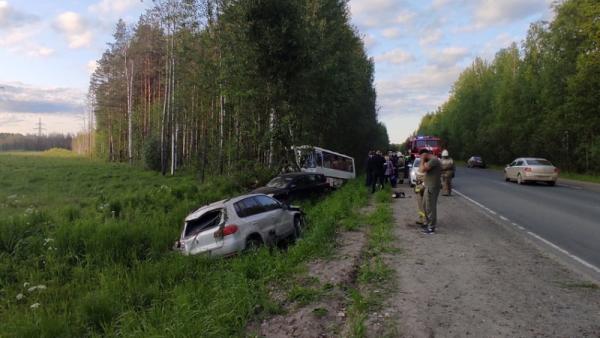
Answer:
[323, 152, 333, 169]
[299, 151, 317, 169]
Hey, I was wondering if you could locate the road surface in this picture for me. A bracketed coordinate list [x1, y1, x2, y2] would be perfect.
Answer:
[453, 166, 600, 274]
[376, 186, 600, 337]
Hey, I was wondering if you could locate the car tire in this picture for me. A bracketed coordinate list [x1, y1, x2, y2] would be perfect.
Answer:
[547, 181, 556, 186]
[517, 174, 524, 185]
[505, 175, 510, 182]
[245, 237, 263, 251]
[291, 215, 304, 241]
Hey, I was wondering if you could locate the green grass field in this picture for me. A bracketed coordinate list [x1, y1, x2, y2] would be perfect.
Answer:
[0, 152, 368, 337]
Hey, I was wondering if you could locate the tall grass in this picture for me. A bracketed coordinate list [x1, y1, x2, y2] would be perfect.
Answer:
[0, 153, 368, 337]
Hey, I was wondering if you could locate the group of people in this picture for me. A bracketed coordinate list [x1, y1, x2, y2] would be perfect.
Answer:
[365, 150, 408, 193]
[366, 148, 455, 235]
[413, 149, 455, 234]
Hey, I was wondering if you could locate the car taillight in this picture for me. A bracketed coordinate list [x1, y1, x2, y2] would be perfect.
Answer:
[524, 167, 532, 172]
[214, 225, 238, 239]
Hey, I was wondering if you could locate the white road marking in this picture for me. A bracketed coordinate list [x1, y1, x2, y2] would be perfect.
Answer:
[526, 231, 600, 275]
[454, 188, 600, 275]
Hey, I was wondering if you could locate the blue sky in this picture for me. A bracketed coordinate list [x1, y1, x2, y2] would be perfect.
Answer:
[0, 0, 554, 142]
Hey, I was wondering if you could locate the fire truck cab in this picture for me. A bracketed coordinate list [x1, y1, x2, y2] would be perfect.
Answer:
[408, 136, 442, 160]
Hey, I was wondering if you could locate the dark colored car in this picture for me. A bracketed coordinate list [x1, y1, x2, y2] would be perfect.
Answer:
[252, 172, 330, 203]
[467, 156, 486, 168]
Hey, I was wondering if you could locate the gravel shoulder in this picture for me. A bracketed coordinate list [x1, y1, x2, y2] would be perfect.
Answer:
[384, 190, 600, 337]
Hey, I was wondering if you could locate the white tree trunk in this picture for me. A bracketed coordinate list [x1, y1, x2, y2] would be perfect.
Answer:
[268, 108, 275, 168]
[125, 56, 134, 164]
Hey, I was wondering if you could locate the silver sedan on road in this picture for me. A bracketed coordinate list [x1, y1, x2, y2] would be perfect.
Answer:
[504, 157, 559, 186]
[175, 194, 303, 257]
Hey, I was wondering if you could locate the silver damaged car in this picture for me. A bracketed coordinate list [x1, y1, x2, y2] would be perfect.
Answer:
[175, 194, 304, 257]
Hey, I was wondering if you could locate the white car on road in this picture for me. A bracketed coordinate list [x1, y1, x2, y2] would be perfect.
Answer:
[175, 194, 304, 257]
[504, 157, 559, 186]
[409, 158, 422, 187]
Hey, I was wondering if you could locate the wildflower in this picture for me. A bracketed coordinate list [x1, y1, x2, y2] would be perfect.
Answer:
[16, 293, 24, 301]
[27, 285, 47, 292]
[30, 303, 41, 309]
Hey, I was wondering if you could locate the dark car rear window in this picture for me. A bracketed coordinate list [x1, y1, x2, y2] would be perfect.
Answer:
[184, 209, 222, 238]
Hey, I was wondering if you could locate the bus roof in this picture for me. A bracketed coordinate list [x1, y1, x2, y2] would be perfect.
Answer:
[294, 145, 355, 160]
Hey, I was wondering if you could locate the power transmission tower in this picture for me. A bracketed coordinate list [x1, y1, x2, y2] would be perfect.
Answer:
[34, 118, 46, 137]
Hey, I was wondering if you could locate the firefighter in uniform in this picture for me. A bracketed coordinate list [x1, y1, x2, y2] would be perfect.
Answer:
[414, 167, 426, 225]
[440, 149, 455, 196]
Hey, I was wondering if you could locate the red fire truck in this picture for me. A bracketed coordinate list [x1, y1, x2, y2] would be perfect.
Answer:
[407, 136, 443, 160]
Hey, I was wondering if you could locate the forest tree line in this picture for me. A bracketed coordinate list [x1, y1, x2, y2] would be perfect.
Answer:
[90, 0, 389, 177]
[416, 0, 599, 173]
[0, 133, 72, 152]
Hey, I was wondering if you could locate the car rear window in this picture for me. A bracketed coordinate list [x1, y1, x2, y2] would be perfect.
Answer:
[526, 159, 553, 166]
[184, 209, 222, 238]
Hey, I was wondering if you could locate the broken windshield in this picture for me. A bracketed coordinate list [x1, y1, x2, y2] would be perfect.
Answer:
[267, 176, 293, 188]
[184, 209, 222, 238]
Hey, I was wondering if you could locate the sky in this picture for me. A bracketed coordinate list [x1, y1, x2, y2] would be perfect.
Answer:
[0, 0, 555, 143]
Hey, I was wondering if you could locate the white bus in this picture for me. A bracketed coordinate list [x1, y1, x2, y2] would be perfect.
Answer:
[293, 146, 355, 187]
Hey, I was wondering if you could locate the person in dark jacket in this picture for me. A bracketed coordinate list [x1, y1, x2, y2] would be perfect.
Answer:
[371, 151, 385, 193]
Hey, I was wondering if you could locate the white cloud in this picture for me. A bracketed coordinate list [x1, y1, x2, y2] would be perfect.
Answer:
[362, 33, 377, 49]
[86, 60, 98, 75]
[89, 0, 143, 16]
[350, 0, 411, 28]
[27, 47, 54, 58]
[395, 10, 416, 25]
[431, 0, 452, 9]
[0, 81, 85, 115]
[419, 29, 442, 46]
[473, 0, 551, 28]
[0, 0, 38, 29]
[429, 47, 470, 67]
[0, 20, 54, 58]
[376, 49, 415, 65]
[54, 12, 93, 48]
[382, 27, 401, 39]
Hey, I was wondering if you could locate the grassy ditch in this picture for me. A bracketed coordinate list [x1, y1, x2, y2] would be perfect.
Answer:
[347, 187, 398, 338]
[0, 153, 367, 337]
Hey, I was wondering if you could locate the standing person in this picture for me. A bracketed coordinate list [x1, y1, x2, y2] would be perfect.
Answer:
[403, 153, 410, 181]
[390, 152, 399, 187]
[419, 149, 442, 234]
[366, 151, 375, 187]
[384, 155, 394, 187]
[397, 152, 405, 184]
[371, 151, 385, 193]
[414, 166, 426, 225]
[440, 150, 455, 196]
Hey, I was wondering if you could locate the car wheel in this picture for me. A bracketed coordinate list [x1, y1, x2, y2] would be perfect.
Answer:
[504, 174, 510, 182]
[291, 215, 304, 241]
[547, 181, 556, 186]
[517, 174, 524, 185]
[245, 237, 263, 251]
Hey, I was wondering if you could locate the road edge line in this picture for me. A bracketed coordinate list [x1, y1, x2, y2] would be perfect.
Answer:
[453, 189, 600, 277]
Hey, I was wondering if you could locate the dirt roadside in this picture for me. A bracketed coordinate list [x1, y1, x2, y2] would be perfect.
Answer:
[379, 189, 600, 337]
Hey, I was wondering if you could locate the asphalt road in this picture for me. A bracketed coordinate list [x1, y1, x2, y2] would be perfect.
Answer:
[453, 167, 600, 272]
